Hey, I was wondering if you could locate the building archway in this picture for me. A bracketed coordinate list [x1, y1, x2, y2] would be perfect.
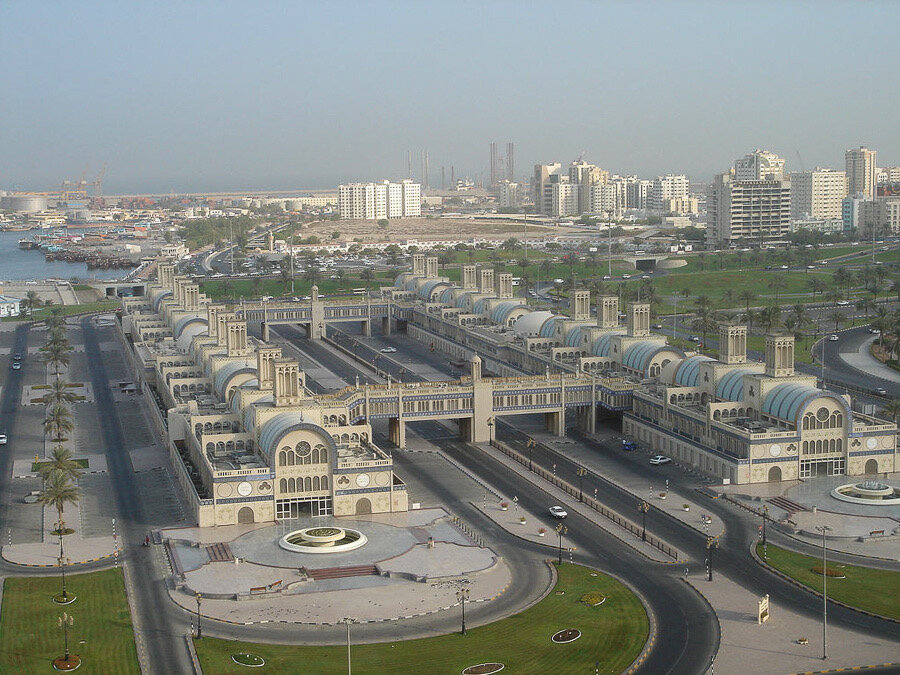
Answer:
[237, 507, 255, 524]
[864, 458, 878, 474]
[355, 498, 372, 515]
[768, 466, 782, 482]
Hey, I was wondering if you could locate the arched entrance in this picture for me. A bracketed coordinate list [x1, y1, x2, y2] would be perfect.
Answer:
[768, 466, 782, 482]
[864, 458, 878, 474]
[237, 506, 255, 524]
[355, 498, 372, 515]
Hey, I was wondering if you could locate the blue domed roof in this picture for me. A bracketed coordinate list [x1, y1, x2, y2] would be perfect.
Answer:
[591, 333, 615, 357]
[258, 413, 336, 461]
[715, 367, 754, 402]
[539, 317, 558, 338]
[673, 355, 713, 387]
[417, 279, 443, 300]
[174, 314, 206, 339]
[455, 292, 474, 309]
[622, 340, 665, 372]
[565, 325, 588, 348]
[761, 383, 819, 422]
[152, 290, 173, 312]
[213, 359, 255, 397]
[473, 297, 491, 315]
[491, 301, 526, 324]
[439, 287, 455, 304]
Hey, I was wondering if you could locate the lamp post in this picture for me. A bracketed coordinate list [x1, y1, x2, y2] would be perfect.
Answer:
[342, 617, 358, 674]
[576, 467, 587, 503]
[487, 417, 494, 444]
[816, 525, 832, 660]
[456, 585, 470, 635]
[706, 537, 718, 582]
[195, 593, 202, 639]
[58, 555, 71, 602]
[556, 522, 567, 565]
[761, 504, 769, 549]
[57, 612, 74, 664]
[638, 500, 650, 542]
[527, 438, 535, 471]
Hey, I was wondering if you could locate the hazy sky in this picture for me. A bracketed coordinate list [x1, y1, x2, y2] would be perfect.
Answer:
[1, 1, 898, 194]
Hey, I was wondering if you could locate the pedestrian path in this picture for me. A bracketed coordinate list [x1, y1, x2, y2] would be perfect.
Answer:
[840, 335, 900, 384]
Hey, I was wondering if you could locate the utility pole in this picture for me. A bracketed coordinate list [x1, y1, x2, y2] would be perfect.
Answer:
[577, 467, 587, 502]
[706, 537, 718, 581]
[816, 525, 832, 660]
[639, 500, 649, 542]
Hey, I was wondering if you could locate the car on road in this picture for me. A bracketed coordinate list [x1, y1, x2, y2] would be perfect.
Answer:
[380, 347, 397, 353]
[641, 275, 651, 280]
[649, 455, 672, 465]
[11, 362, 21, 370]
[0, 434, 6, 445]
[689, 335, 700, 342]
[602, 275, 611, 280]
[622, 440, 636, 451]
[621, 274, 631, 279]
[868, 328, 880, 334]
[651, 324, 663, 330]
[874, 388, 887, 396]
[12, 353, 22, 361]
[23, 491, 40, 504]
[828, 334, 839, 341]
[549, 506, 568, 519]
[807, 265, 816, 269]
[780, 265, 789, 269]
[836, 300, 850, 306]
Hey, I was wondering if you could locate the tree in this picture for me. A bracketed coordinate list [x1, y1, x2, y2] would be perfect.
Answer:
[767, 274, 788, 306]
[377, 219, 389, 229]
[880, 400, 900, 423]
[690, 307, 719, 353]
[827, 311, 846, 331]
[303, 265, 321, 284]
[331, 231, 341, 240]
[737, 290, 756, 317]
[360, 268, 376, 290]
[39, 472, 80, 538]
[24, 290, 41, 317]
[42, 342, 71, 379]
[45, 379, 77, 408]
[759, 305, 782, 333]
[38, 446, 82, 484]
[855, 297, 874, 319]
[43, 405, 74, 443]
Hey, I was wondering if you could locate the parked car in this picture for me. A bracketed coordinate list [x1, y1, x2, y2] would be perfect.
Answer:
[621, 274, 631, 279]
[689, 336, 701, 342]
[11, 362, 21, 370]
[23, 491, 40, 504]
[868, 328, 880, 334]
[874, 388, 887, 396]
[622, 440, 637, 451]
[0, 434, 7, 445]
[836, 300, 850, 306]
[651, 324, 663, 330]
[549, 506, 568, 519]
[649, 455, 672, 465]
[828, 334, 839, 341]
[380, 347, 397, 353]
[12, 353, 22, 361]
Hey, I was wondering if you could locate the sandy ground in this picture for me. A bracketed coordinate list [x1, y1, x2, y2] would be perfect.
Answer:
[300, 217, 567, 243]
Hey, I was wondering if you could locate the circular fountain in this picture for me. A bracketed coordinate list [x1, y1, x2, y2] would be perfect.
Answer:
[831, 480, 900, 505]
[278, 526, 368, 554]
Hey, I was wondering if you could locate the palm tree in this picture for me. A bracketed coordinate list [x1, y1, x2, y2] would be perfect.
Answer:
[690, 309, 719, 353]
[738, 290, 756, 317]
[42, 342, 71, 379]
[38, 446, 82, 484]
[827, 311, 846, 332]
[759, 305, 782, 333]
[24, 290, 41, 317]
[767, 275, 788, 306]
[743, 308, 758, 331]
[43, 405, 74, 443]
[39, 471, 80, 539]
[806, 277, 826, 303]
[855, 297, 874, 319]
[45, 379, 77, 407]
[360, 268, 376, 290]
[880, 400, 900, 423]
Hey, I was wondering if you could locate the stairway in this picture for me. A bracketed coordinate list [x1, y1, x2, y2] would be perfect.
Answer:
[307, 564, 378, 581]
[205, 542, 235, 563]
[766, 496, 805, 515]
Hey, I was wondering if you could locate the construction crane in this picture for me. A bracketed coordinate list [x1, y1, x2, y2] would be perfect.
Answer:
[92, 165, 106, 197]
[59, 165, 106, 201]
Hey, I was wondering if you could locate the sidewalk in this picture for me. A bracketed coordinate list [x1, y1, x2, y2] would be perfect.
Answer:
[686, 571, 900, 673]
[840, 335, 900, 385]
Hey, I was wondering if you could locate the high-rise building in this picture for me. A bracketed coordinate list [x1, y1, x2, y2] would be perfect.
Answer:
[876, 166, 900, 184]
[625, 178, 652, 210]
[569, 160, 608, 214]
[845, 146, 877, 197]
[734, 149, 786, 181]
[589, 183, 622, 218]
[789, 168, 847, 220]
[533, 163, 563, 214]
[498, 181, 520, 208]
[648, 174, 690, 211]
[550, 182, 580, 217]
[707, 169, 791, 246]
[490, 141, 515, 187]
[338, 180, 421, 220]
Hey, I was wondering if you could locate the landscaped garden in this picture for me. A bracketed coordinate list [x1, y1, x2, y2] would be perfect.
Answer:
[756, 543, 900, 620]
[194, 562, 648, 674]
[0, 569, 139, 673]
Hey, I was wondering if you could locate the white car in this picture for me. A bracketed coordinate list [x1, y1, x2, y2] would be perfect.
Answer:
[0, 434, 6, 445]
[874, 388, 887, 396]
[602, 275, 611, 280]
[649, 455, 672, 465]
[549, 506, 568, 519]
[380, 347, 397, 353]
[622, 274, 631, 279]
[828, 334, 839, 342]
[836, 300, 850, 306]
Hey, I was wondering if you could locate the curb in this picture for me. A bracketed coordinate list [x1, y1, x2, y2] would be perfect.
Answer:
[680, 577, 722, 675]
[749, 541, 900, 625]
[791, 664, 900, 675]
[1, 551, 115, 568]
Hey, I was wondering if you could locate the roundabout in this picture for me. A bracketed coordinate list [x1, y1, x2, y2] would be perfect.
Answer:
[831, 480, 900, 505]
[278, 526, 368, 554]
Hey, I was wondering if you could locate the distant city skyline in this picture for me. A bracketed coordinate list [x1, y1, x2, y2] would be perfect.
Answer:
[1, 1, 898, 194]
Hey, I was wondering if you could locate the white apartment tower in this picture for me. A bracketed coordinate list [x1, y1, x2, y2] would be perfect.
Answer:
[498, 181, 520, 208]
[533, 163, 563, 215]
[734, 149, 786, 181]
[845, 147, 877, 197]
[648, 174, 690, 211]
[707, 169, 791, 246]
[338, 180, 421, 220]
[790, 168, 847, 220]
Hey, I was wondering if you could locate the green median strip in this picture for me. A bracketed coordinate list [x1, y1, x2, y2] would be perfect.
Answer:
[756, 543, 900, 620]
[194, 562, 648, 674]
[0, 568, 140, 674]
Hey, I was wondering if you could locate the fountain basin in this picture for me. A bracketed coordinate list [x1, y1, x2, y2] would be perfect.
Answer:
[279, 527, 368, 554]
[831, 481, 900, 505]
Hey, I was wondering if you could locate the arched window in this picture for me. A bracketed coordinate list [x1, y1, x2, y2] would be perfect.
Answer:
[321, 475, 328, 490]
[304, 476, 312, 491]
[280, 478, 287, 492]
[311, 447, 319, 464]
[318, 447, 328, 464]
[278, 450, 286, 466]
[313, 475, 320, 491]
[288, 477, 296, 492]
[287, 450, 296, 466]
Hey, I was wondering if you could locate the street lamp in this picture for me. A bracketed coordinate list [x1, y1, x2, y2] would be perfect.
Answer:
[487, 417, 494, 444]
[816, 525, 832, 660]
[57, 612, 74, 665]
[556, 522, 568, 565]
[58, 555, 71, 602]
[456, 585, 470, 635]
[342, 617, 358, 674]
[195, 593, 202, 639]
[761, 504, 769, 552]
[526, 438, 535, 471]
[706, 536, 718, 582]
[638, 500, 650, 542]
[576, 467, 587, 503]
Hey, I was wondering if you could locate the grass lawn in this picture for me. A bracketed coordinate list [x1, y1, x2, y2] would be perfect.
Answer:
[0, 568, 139, 674]
[32, 458, 90, 472]
[756, 543, 900, 620]
[194, 562, 648, 674]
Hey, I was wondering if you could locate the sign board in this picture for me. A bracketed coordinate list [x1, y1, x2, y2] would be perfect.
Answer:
[758, 594, 770, 624]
